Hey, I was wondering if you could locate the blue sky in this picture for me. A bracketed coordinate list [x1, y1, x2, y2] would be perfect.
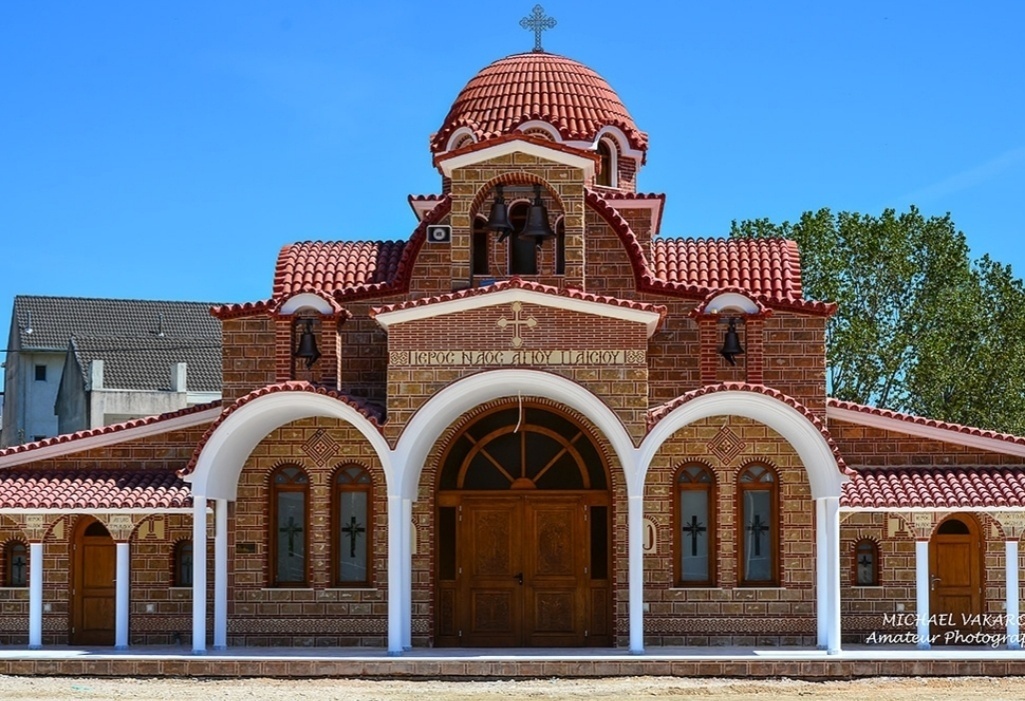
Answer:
[2, 1, 1023, 388]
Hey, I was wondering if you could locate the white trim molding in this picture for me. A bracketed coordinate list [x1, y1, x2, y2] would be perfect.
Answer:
[374, 286, 663, 337]
[437, 139, 595, 181]
[278, 293, 335, 316]
[702, 292, 761, 315]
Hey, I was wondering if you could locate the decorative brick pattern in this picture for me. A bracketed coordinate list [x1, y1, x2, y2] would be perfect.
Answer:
[301, 429, 339, 467]
[707, 425, 746, 466]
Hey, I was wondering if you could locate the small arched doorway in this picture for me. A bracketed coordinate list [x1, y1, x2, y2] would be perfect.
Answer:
[929, 514, 983, 642]
[435, 404, 612, 647]
[71, 517, 116, 645]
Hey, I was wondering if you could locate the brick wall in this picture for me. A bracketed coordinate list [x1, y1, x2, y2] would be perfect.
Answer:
[640, 416, 817, 646]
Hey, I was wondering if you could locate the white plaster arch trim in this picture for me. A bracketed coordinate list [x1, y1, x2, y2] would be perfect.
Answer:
[701, 292, 761, 315]
[278, 293, 335, 316]
[568, 126, 645, 163]
[444, 127, 477, 152]
[516, 120, 562, 142]
[186, 392, 392, 501]
[393, 369, 636, 499]
[638, 390, 847, 500]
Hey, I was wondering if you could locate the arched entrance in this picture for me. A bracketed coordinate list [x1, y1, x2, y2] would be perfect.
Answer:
[930, 514, 983, 642]
[435, 403, 612, 647]
[71, 517, 116, 645]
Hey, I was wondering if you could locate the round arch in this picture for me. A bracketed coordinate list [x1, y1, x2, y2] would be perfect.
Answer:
[393, 369, 636, 499]
[639, 390, 847, 499]
[186, 392, 393, 500]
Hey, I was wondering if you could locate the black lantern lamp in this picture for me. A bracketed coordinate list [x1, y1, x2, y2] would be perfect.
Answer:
[520, 183, 556, 246]
[719, 317, 745, 366]
[293, 318, 321, 369]
[486, 184, 515, 241]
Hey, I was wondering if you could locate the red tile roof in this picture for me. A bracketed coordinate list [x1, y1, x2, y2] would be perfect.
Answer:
[0, 469, 192, 510]
[430, 52, 647, 154]
[0, 401, 220, 461]
[842, 468, 1025, 509]
[647, 382, 853, 477]
[369, 276, 667, 323]
[586, 190, 837, 316]
[181, 382, 386, 477]
[828, 399, 1025, 449]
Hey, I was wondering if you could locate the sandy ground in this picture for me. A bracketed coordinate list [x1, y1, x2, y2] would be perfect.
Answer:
[0, 676, 1023, 701]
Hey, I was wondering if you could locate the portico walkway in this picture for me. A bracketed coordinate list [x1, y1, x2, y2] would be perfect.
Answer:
[0, 645, 1023, 679]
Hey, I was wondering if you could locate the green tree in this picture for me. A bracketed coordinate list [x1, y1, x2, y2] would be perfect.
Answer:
[731, 207, 1025, 434]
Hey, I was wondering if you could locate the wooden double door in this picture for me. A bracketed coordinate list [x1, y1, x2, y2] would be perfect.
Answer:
[438, 493, 610, 647]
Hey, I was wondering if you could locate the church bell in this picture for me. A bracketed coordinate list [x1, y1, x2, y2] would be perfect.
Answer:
[294, 319, 321, 369]
[486, 184, 515, 241]
[720, 317, 745, 366]
[520, 183, 556, 245]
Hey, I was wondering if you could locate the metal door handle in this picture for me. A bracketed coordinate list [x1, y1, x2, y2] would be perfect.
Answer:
[930, 575, 941, 591]
[513, 572, 523, 585]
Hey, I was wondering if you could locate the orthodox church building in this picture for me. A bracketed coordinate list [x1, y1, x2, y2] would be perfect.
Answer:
[1, 32, 1024, 656]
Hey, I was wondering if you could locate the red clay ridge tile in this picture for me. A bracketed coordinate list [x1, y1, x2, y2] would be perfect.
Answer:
[647, 382, 853, 478]
[828, 399, 1025, 448]
[0, 401, 221, 459]
[368, 277, 667, 323]
[181, 382, 385, 477]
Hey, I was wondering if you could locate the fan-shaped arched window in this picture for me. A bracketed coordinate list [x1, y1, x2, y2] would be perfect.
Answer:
[674, 465, 715, 585]
[737, 464, 778, 585]
[4, 541, 28, 587]
[270, 465, 309, 586]
[334, 465, 372, 587]
[854, 539, 879, 586]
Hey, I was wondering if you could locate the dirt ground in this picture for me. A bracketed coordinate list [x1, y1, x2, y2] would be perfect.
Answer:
[0, 676, 1023, 701]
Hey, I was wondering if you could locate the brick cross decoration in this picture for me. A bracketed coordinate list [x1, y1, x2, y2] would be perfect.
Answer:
[681, 515, 707, 557]
[746, 514, 769, 556]
[497, 301, 537, 348]
[279, 515, 303, 557]
[520, 4, 556, 53]
[342, 516, 366, 558]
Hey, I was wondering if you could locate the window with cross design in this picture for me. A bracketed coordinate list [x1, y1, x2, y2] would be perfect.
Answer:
[3, 541, 28, 587]
[674, 464, 715, 586]
[737, 463, 778, 585]
[853, 539, 879, 586]
[334, 464, 372, 587]
[270, 465, 309, 586]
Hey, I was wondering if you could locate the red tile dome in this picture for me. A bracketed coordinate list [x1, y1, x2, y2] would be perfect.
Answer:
[430, 52, 647, 154]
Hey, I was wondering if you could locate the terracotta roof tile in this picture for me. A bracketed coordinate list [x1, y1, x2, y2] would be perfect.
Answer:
[0, 469, 192, 510]
[272, 240, 408, 300]
[431, 52, 647, 154]
[0, 401, 220, 460]
[647, 382, 853, 477]
[181, 382, 385, 477]
[841, 468, 1025, 509]
[586, 190, 836, 316]
[369, 277, 667, 322]
[828, 399, 1025, 449]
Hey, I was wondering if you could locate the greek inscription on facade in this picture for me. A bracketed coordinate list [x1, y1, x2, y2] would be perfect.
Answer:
[391, 350, 638, 366]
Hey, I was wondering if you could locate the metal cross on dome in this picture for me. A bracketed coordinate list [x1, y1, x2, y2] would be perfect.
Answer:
[521, 5, 556, 52]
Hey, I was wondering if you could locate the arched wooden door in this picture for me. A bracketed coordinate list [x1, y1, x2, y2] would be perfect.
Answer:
[929, 514, 983, 642]
[71, 518, 116, 645]
[436, 405, 612, 647]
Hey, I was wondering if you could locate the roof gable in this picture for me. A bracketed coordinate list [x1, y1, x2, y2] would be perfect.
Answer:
[371, 278, 666, 336]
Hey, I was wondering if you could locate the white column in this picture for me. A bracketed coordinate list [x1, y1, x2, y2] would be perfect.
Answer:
[386, 493, 404, 655]
[115, 542, 130, 649]
[915, 539, 931, 649]
[192, 496, 208, 654]
[28, 542, 43, 649]
[1006, 540, 1020, 650]
[214, 498, 228, 650]
[402, 497, 413, 650]
[824, 497, 842, 654]
[628, 493, 644, 654]
[815, 498, 828, 648]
